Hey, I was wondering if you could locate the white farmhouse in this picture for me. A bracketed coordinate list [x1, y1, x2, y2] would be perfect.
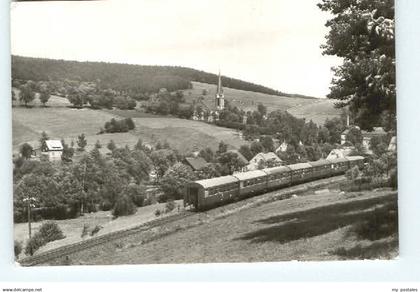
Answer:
[42, 140, 63, 161]
[247, 152, 282, 171]
[276, 141, 288, 153]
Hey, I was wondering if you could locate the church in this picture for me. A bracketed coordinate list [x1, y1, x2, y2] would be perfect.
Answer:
[214, 70, 225, 111]
[192, 71, 225, 122]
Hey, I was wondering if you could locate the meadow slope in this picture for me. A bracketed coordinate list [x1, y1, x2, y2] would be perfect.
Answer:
[12, 95, 246, 154]
[40, 188, 398, 265]
[184, 82, 340, 124]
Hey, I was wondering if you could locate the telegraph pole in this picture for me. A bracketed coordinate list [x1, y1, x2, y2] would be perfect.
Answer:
[23, 197, 36, 240]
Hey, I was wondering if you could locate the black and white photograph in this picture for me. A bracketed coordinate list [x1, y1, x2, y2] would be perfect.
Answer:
[10, 0, 397, 266]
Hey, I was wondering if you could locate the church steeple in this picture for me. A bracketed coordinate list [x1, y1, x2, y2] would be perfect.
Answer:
[216, 70, 223, 95]
[215, 70, 225, 110]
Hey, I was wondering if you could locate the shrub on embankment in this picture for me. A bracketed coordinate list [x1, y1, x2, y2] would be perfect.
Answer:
[25, 222, 65, 256]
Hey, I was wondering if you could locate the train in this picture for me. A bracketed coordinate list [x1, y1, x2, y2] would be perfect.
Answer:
[184, 156, 365, 211]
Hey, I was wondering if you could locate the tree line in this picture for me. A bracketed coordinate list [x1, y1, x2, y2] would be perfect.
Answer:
[14, 132, 253, 222]
[11, 55, 312, 98]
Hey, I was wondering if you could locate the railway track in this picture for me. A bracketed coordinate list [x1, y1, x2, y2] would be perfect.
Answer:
[19, 175, 346, 266]
[19, 211, 193, 266]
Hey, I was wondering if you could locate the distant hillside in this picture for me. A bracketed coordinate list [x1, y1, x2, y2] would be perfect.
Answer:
[185, 82, 313, 112]
[185, 82, 340, 125]
[11, 55, 311, 98]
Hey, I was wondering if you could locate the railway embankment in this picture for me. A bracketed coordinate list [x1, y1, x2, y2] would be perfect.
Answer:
[20, 175, 396, 266]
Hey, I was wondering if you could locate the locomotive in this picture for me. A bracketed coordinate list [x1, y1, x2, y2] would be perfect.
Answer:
[185, 156, 365, 211]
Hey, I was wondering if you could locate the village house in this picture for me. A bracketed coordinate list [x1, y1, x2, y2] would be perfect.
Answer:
[275, 140, 288, 153]
[326, 147, 354, 160]
[42, 140, 63, 161]
[247, 152, 282, 171]
[184, 157, 208, 171]
[340, 114, 387, 154]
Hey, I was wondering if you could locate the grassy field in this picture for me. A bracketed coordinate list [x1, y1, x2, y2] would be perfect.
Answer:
[12, 82, 340, 154]
[183, 82, 341, 124]
[12, 96, 247, 154]
[42, 188, 398, 265]
[287, 99, 341, 125]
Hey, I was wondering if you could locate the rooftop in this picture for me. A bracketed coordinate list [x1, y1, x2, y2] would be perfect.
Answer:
[45, 140, 63, 151]
[184, 157, 208, 171]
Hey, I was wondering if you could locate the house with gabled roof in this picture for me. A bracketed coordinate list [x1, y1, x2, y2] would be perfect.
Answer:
[247, 152, 282, 171]
[42, 140, 63, 161]
[184, 157, 208, 171]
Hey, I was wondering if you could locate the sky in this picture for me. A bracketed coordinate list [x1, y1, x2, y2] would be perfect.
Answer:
[10, 0, 342, 98]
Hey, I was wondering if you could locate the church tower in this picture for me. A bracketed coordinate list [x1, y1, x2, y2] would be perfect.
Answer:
[215, 70, 225, 110]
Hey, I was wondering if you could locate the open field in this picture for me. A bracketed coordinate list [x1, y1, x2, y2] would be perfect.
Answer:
[12, 83, 340, 155]
[39, 187, 397, 265]
[287, 99, 341, 125]
[12, 97, 247, 154]
[183, 82, 341, 124]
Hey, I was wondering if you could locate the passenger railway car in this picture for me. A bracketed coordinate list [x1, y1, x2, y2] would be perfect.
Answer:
[327, 157, 349, 175]
[264, 166, 292, 190]
[347, 156, 365, 169]
[308, 159, 333, 179]
[185, 176, 239, 210]
[288, 162, 313, 184]
[233, 170, 267, 198]
[185, 156, 365, 211]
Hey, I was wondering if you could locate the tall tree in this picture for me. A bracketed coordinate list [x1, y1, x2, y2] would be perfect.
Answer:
[257, 103, 267, 116]
[216, 141, 228, 156]
[77, 133, 87, 151]
[218, 152, 247, 175]
[250, 141, 264, 157]
[318, 0, 395, 130]
[260, 136, 274, 152]
[19, 84, 35, 106]
[107, 140, 117, 152]
[39, 131, 49, 151]
[39, 88, 51, 106]
[20, 143, 33, 160]
[61, 139, 75, 162]
[238, 145, 253, 161]
[198, 147, 214, 163]
[159, 163, 196, 200]
[67, 87, 86, 108]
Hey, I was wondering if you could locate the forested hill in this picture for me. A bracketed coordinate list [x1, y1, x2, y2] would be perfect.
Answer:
[11, 55, 314, 98]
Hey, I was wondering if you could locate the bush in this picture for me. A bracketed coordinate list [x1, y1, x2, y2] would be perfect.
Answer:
[339, 177, 389, 192]
[143, 197, 153, 206]
[389, 168, 398, 189]
[125, 118, 135, 130]
[351, 202, 398, 241]
[114, 96, 137, 110]
[25, 233, 46, 255]
[154, 209, 162, 217]
[102, 118, 135, 133]
[90, 225, 103, 236]
[165, 200, 176, 213]
[81, 224, 89, 238]
[38, 221, 65, 242]
[14, 240, 22, 258]
[125, 184, 147, 207]
[112, 195, 137, 217]
[99, 199, 113, 211]
[345, 166, 361, 181]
